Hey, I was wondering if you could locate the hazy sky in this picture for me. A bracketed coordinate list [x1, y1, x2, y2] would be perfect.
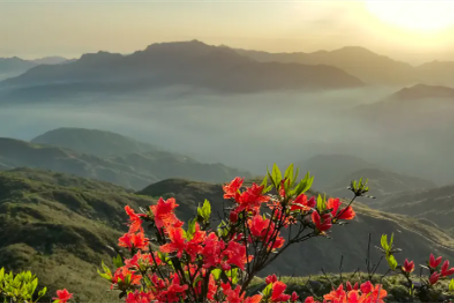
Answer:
[2, 0, 454, 64]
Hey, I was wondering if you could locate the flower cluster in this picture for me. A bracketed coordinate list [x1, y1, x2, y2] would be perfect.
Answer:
[305, 281, 387, 303]
[381, 233, 454, 302]
[95, 164, 358, 303]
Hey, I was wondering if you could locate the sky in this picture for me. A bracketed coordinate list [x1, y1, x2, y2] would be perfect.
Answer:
[2, 0, 454, 64]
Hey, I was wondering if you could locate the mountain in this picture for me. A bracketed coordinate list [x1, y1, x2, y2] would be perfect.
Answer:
[326, 168, 437, 201]
[0, 168, 155, 302]
[378, 185, 454, 234]
[0, 137, 155, 189]
[31, 127, 160, 158]
[296, 154, 377, 190]
[30, 56, 70, 65]
[234, 46, 418, 85]
[0, 40, 363, 97]
[0, 57, 37, 81]
[235, 46, 454, 87]
[138, 178, 454, 276]
[0, 135, 250, 189]
[0, 56, 71, 81]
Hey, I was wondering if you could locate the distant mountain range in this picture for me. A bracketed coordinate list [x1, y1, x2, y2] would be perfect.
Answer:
[296, 154, 436, 199]
[234, 46, 454, 87]
[0, 40, 363, 97]
[0, 56, 70, 81]
[0, 128, 251, 189]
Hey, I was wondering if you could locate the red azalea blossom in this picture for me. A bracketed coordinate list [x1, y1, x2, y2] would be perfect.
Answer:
[150, 197, 182, 228]
[124, 205, 145, 233]
[429, 253, 443, 269]
[327, 198, 356, 220]
[441, 260, 454, 277]
[223, 177, 244, 199]
[311, 211, 332, 232]
[291, 291, 299, 302]
[271, 281, 291, 302]
[266, 274, 278, 285]
[159, 226, 188, 258]
[53, 289, 73, 303]
[346, 281, 359, 291]
[403, 259, 415, 273]
[118, 232, 149, 251]
[429, 272, 441, 285]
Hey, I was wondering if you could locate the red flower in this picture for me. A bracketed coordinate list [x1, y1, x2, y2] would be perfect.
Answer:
[235, 183, 270, 212]
[304, 297, 320, 303]
[311, 211, 332, 232]
[265, 274, 278, 285]
[53, 289, 73, 303]
[125, 205, 145, 233]
[429, 272, 441, 285]
[244, 295, 263, 303]
[360, 281, 373, 294]
[224, 241, 252, 270]
[441, 260, 454, 277]
[403, 259, 415, 273]
[150, 197, 182, 228]
[291, 194, 313, 212]
[223, 177, 244, 199]
[346, 281, 359, 291]
[327, 198, 356, 220]
[160, 227, 188, 258]
[125, 291, 155, 303]
[291, 291, 299, 302]
[271, 281, 291, 302]
[118, 232, 149, 251]
[429, 253, 443, 268]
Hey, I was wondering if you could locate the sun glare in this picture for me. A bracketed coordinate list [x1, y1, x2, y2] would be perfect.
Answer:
[365, 1, 454, 32]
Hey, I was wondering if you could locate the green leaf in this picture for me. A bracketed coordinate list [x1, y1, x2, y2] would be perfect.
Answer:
[202, 199, 211, 221]
[386, 255, 398, 270]
[113, 254, 123, 268]
[284, 164, 294, 184]
[449, 279, 454, 292]
[262, 283, 273, 296]
[291, 166, 300, 188]
[260, 175, 268, 188]
[37, 287, 47, 300]
[101, 260, 112, 276]
[381, 234, 389, 252]
[272, 164, 282, 187]
[211, 269, 222, 281]
[187, 218, 197, 240]
[97, 269, 112, 281]
[316, 194, 326, 212]
[267, 166, 277, 189]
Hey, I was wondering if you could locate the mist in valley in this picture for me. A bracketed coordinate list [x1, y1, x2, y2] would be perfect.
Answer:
[2, 84, 452, 188]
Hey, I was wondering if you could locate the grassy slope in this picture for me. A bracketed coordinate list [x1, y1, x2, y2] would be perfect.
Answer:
[378, 185, 454, 234]
[0, 168, 156, 302]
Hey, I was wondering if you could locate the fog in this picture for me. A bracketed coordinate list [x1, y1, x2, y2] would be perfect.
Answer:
[1, 85, 453, 186]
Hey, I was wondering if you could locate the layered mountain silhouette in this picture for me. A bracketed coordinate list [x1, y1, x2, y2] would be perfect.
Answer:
[0, 56, 70, 81]
[235, 46, 454, 87]
[32, 127, 160, 158]
[0, 128, 251, 189]
[0, 40, 363, 96]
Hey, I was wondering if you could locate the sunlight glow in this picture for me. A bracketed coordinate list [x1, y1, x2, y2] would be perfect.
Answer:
[365, 1, 454, 32]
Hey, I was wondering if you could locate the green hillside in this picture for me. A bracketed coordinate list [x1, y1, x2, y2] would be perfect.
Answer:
[0, 136, 251, 189]
[31, 127, 160, 158]
[0, 168, 156, 302]
[378, 185, 454, 234]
